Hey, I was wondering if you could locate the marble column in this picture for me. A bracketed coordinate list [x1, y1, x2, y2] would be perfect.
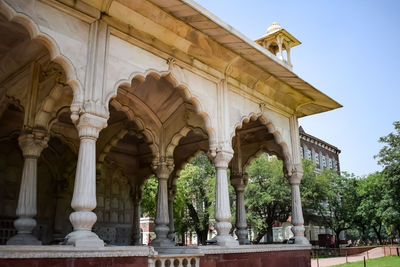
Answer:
[7, 131, 48, 245]
[231, 173, 250, 245]
[150, 161, 175, 247]
[213, 149, 239, 247]
[167, 183, 177, 242]
[66, 113, 107, 247]
[289, 166, 309, 245]
[132, 185, 142, 246]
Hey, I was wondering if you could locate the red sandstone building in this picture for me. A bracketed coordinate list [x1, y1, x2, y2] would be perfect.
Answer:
[299, 127, 341, 173]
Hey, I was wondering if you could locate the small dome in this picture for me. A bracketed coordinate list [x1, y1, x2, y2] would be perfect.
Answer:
[267, 22, 282, 35]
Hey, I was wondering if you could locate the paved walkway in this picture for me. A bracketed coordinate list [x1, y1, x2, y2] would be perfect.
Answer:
[311, 247, 384, 267]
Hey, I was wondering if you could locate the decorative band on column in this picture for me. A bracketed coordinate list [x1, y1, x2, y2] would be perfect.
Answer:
[66, 112, 107, 248]
[7, 130, 48, 245]
[288, 165, 310, 245]
[150, 159, 175, 248]
[212, 148, 239, 247]
[231, 173, 250, 245]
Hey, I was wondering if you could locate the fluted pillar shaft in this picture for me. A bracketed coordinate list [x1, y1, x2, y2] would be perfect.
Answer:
[167, 184, 177, 241]
[289, 168, 309, 245]
[232, 174, 250, 245]
[213, 150, 239, 247]
[132, 201, 141, 245]
[150, 161, 174, 247]
[66, 113, 107, 247]
[132, 186, 142, 245]
[7, 131, 48, 245]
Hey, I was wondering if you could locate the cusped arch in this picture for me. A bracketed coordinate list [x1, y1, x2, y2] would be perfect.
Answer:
[232, 112, 293, 171]
[165, 126, 207, 159]
[106, 69, 216, 148]
[243, 147, 277, 173]
[109, 98, 159, 158]
[35, 85, 73, 130]
[0, 1, 83, 111]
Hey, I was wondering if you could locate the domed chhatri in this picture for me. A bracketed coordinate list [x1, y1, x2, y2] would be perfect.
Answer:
[267, 22, 283, 35]
[255, 22, 301, 69]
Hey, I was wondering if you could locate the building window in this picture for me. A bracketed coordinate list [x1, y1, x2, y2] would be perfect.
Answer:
[300, 147, 303, 158]
[322, 156, 326, 167]
[328, 158, 332, 169]
[315, 153, 319, 165]
[307, 150, 311, 160]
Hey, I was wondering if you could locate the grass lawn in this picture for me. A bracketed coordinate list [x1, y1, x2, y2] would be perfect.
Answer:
[334, 256, 400, 267]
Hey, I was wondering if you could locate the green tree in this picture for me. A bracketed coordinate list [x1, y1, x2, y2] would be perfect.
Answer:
[306, 170, 359, 247]
[245, 155, 291, 243]
[356, 172, 386, 244]
[375, 121, 400, 239]
[141, 175, 158, 219]
[175, 152, 215, 245]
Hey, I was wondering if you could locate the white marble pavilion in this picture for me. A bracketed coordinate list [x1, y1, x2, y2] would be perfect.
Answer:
[0, 0, 341, 266]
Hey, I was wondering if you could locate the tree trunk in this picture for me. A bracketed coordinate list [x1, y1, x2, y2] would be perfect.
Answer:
[334, 229, 342, 248]
[266, 225, 273, 244]
[253, 228, 267, 244]
[373, 226, 383, 245]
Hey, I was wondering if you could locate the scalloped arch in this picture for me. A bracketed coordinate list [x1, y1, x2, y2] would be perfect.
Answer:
[232, 112, 293, 171]
[0, 1, 83, 109]
[242, 147, 282, 173]
[165, 126, 207, 159]
[109, 99, 160, 158]
[106, 69, 216, 147]
[35, 85, 74, 131]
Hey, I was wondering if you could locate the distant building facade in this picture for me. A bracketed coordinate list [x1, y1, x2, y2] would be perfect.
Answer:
[299, 127, 341, 173]
[271, 127, 344, 246]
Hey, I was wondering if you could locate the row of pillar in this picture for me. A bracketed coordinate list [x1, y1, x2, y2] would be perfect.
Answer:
[7, 112, 308, 247]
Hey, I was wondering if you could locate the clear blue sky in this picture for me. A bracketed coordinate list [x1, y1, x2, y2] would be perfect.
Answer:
[196, 0, 400, 176]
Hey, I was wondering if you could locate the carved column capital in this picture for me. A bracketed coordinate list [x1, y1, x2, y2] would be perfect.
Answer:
[286, 163, 303, 185]
[152, 158, 174, 180]
[18, 130, 49, 158]
[230, 172, 248, 192]
[213, 148, 233, 169]
[76, 113, 107, 140]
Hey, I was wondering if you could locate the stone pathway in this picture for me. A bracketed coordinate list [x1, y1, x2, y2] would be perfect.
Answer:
[311, 247, 385, 267]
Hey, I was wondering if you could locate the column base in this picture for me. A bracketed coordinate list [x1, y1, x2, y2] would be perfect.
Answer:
[293, 235, 310, 245]
[213, 235, 239, 247]
[167, 232, 175, 242]
[238, 238, 251, 245]
[65, 230, 104, 248]
[149, 237, 176, 248]
[7, 233, 41, 245]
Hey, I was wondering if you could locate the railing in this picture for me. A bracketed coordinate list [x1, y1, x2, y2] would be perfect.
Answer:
[0, 218, 16, 245]
[148, 254, 200, 267]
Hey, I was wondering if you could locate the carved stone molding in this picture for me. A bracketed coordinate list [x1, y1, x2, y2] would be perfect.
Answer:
[18, 130, 49, 158]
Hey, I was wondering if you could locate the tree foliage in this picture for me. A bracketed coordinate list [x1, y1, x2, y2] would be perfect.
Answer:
[302, 167, 359, 247]
[375, 121, 400, 238]
[175, 152, 215, 245]
[245, 154, 291, 243]
[355, 172, 386, 244]
[141, 175, 158, 219]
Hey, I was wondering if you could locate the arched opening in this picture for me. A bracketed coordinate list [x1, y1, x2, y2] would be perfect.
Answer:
[0, 11, 77, 245]
[230, 115, 291, 245]
[169, 128, 211, 246]
[99, 73, 212, 246]
[94, 105, 155, 245]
